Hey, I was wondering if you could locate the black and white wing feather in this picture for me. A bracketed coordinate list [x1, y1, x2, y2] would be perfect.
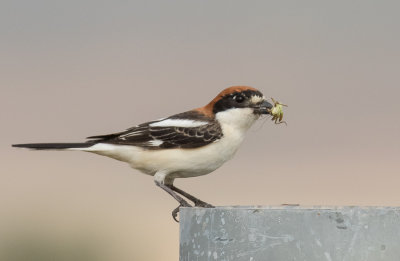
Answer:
[87, 111, 222, 149]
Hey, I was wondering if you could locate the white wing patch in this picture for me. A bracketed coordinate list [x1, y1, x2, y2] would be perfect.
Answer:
[149, 119, 208, 128]
[147, 140, 164, 146]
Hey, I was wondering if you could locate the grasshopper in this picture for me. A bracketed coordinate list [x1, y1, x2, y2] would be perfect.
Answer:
[269, 97, 288, 125]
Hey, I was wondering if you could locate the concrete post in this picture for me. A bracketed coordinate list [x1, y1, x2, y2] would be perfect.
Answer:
[180, 206, 400, 261]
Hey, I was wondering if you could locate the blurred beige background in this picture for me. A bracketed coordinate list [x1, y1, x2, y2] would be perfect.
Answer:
[1, 1, 399, 260]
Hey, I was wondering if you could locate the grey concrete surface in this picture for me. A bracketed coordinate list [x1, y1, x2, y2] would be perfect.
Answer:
[180, 206, 400, 261]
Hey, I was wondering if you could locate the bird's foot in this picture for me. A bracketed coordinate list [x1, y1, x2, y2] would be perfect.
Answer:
[194, 200, 214, 208]
[172, 201, 192, 223]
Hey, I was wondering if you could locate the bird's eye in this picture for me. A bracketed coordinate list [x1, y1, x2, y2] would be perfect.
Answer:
[234, 95, 245, 103]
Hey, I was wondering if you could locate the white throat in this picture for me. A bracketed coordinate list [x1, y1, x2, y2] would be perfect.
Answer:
[216, 108, 259, 134]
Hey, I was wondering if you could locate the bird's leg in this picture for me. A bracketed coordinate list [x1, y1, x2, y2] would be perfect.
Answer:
[168, 185, 214, 208]
[155, 180, 192, 222]
[155, 180, 192, 207]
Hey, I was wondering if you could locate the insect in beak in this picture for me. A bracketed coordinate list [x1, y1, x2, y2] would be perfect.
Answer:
[268, 97, 288, 125]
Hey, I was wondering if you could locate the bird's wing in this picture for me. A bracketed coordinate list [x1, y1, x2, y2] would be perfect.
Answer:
[87, 111, 222, 149]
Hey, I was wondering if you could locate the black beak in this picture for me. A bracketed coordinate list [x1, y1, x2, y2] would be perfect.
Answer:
[254, 100, 273, 114]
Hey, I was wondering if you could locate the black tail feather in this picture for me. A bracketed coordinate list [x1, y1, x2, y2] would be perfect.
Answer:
[12, 142, 93, 150]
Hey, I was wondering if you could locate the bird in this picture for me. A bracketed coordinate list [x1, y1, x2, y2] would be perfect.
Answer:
[13, 86, 273, 221]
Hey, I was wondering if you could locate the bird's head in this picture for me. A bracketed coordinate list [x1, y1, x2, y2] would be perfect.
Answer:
[196, 86, 273, 131]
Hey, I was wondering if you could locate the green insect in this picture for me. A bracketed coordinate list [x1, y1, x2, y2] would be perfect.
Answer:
[269, 97, 288, 125]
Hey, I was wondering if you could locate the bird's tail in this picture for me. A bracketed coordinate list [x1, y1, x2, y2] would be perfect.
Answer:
[12, 142, 94, 150]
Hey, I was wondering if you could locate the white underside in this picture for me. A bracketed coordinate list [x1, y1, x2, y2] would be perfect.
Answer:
[72, 108, 260, 184]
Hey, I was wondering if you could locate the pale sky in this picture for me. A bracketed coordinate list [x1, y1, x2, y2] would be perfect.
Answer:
[1, 1, 399, 260]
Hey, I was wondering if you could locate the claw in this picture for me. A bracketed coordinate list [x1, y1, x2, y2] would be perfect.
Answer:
[172, 206, 180, 222]
[172, 202, 192, 222]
